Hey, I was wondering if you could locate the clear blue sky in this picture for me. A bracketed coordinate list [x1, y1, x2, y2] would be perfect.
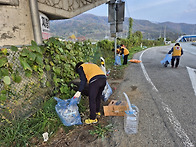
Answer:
[85, 0, 196, 24]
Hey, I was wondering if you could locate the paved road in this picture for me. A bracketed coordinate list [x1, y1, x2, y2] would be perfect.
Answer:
[96, 43, 196, 147]
[138, 43, 196, 146]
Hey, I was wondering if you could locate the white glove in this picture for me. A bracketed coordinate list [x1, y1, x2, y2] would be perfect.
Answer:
[74, 91, 81, 99]
[118, 54, 121, 56]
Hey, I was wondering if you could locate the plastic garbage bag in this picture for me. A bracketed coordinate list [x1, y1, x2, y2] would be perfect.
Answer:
[161, 54, 172, 67]
[102, 81, 112, 102]
[54, 96, 82, 126]
[115, 55, 121, 65]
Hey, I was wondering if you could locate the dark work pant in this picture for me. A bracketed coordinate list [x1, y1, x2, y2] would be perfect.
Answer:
[123, 54, 129, 65]
[88, 78, 106, 119]
[171, 57, 180, 67]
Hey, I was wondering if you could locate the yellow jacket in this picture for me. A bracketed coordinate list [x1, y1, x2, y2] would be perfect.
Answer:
[172, 46, 182, 56]
[81, 63, 105, 83]
[120, 47, 129, 55]
[116, 48, 120, 54]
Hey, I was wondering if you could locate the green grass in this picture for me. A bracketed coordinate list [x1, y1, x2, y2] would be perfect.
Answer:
[0, 45, 145, 146]
[0, 97, 81, 146]
[129, 46, 145, 59]
[89, 123, 113, 140]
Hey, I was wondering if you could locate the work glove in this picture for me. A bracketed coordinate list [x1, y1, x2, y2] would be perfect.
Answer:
[73, 91, 81, 99]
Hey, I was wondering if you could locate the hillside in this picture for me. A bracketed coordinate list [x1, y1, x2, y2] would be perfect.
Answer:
[50, 14, 196, 41]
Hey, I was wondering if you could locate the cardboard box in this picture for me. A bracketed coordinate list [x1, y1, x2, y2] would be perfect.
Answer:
[103, 100, 128, 116]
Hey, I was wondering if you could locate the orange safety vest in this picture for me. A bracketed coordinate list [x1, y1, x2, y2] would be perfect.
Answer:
[172, 46, 182, 56]
[121, 47, 129, 55]
[80, 63, 105, 83]
[116, 48, 120, 54]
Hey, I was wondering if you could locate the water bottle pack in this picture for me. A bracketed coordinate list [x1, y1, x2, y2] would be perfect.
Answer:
[123, 92, 139, 134]
[54, 96, 82, 126]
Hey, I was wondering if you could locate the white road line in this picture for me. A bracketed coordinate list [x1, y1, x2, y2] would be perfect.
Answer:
[139, 50, 158, 92]
[139, 48, 194, 147]
[186, 66, 196, 96]
[162, 102, 194, 147]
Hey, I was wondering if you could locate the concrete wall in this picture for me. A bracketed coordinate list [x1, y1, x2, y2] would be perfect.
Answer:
[0, 0, 108, 46]
[0, 0, 34, 46]
[0, 0, 19, 5]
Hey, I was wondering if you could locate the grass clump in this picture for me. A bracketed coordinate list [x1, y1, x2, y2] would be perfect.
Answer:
[89, 123, 113, 140]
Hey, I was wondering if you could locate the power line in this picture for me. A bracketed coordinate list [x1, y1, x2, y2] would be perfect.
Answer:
[124, 0, 131, 18]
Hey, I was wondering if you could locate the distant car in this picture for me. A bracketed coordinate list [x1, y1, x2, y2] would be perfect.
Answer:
[164, 41, 171, 45]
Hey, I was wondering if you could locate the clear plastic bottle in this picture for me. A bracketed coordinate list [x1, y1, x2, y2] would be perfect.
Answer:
[123, 92, 139, 134]
[124, 111, 138, 134]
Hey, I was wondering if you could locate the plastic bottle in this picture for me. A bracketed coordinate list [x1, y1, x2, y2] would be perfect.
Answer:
[124, 110, 138, 134]
[123, 92, 139, 134]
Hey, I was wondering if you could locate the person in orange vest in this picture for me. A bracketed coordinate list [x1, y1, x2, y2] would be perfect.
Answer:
[112, 46, 122, 65]
[120, 45, 129, 65]
[112, 47, 121, 55]
[120, 44, 126, 48]
[74, 62, 106, 124]
[168, 43, 183, 68]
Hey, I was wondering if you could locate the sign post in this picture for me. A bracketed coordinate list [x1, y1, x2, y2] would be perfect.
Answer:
[108, 0, 125, 59]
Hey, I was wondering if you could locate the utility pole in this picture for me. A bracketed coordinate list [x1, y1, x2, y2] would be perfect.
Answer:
[29, 0, 43, 45]
[159, 29, 162, 38]
[114, 1, 117, 57]
[164, 25, 166, 42]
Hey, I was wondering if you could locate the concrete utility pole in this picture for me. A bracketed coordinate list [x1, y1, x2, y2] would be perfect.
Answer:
[114, 1, 117, 57]
[29, 0, 43, 45]
[164, 25, 166, 42]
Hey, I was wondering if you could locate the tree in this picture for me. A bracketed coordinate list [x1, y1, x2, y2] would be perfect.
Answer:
[133, 31, 143, 42]
[127, 17, 133, 39]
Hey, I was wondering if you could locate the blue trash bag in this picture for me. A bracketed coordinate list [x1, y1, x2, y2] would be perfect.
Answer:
[54, 96, 82, 126]
[115, 55, 121, 65]
[161, 54, 172, 65]
[102, 81, 112, 102]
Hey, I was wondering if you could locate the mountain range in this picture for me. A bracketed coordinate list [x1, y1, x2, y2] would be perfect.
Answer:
[50, 14, 196, 41]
